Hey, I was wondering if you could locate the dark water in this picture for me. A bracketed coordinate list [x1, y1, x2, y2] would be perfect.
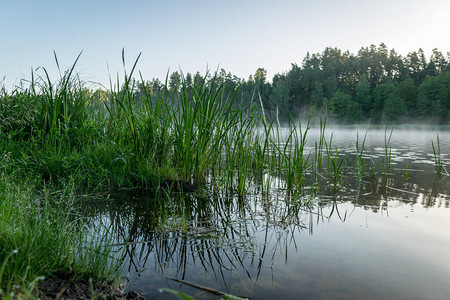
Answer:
[82, 128, 450, 300]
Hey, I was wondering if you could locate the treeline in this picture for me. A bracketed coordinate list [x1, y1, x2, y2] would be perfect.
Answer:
[250, 44, 450, 124]
[92, 44, 450, 124]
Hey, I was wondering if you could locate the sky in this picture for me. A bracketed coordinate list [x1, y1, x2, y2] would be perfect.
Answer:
[1, 0, 450, 91]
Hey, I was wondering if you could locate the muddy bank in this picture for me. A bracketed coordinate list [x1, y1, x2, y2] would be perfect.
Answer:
[37, 279, 143, 300]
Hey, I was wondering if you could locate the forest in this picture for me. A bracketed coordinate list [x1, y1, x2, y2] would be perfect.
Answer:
[92, 43, 450, 125]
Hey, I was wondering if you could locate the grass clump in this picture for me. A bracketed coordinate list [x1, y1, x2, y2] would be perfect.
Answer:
[0, 176, 119, 298]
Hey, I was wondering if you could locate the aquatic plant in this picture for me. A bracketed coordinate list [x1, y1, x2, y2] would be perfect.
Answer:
[403, 164, 410, 181]
[327, 144, 347, 191]
[273, 117, 310, 192]
[313, 117, 327, 180]
[432, 134, 444, 175]
[383, 127, 393, 174]
[355, 130, 368, 180]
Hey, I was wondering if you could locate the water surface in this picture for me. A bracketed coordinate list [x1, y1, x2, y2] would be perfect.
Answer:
[82, 128, 450, 299]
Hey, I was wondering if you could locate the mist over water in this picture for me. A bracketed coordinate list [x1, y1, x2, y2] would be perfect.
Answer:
[82, 127, 450, 299]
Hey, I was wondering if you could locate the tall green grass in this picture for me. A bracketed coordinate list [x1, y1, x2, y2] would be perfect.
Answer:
[432, 135, 444, 174]
[355, 131, 367, 180]
[170, 72, 240, 182]
[1, 52, 370, 196]
[325, 133, 347, 191]
[382, 127, 393, 174]
[0, 176, 119, 297]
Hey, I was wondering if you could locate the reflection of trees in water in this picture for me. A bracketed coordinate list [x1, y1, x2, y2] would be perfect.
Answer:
[308, 164, 450, 210]
[355, 172, 450, 209]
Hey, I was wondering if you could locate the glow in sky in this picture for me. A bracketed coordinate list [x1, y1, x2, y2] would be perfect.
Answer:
[1, 0, 449, 90]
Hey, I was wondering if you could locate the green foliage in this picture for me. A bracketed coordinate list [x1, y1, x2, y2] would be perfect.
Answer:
[310, 81, 324, 108]
[170, 73, 240, 182]
[382, 94, 407, 124]
[355, 74, 371, 116]
[227, 44, 450, 124]
[169, 71, 182, 92]
[35, 52, 89, 148]
[0, 91, 40, 143]
[329, 90, 363, 123]
[0, 177, 119, 296]
[269, 78, 291, 118]
[397, 78, 418, 117]
[371, 82, 397, 123]
[417, 73, 449, 124]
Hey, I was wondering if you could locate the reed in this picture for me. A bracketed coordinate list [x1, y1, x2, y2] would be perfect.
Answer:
[325, 134, 347, 191]
[355, 131, 367, 180]
[272, 117, 310, 192]
[431, 135, 443, 174]
[33, 51, 88, 152]
[382, 127, 393, 174]
[168, 71, 241, 184]
[253, 114, 273, 178]
[313, 117, 327, 180]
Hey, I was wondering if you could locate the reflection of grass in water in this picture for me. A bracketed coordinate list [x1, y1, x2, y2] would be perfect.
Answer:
[84, 189, 312, 290]
[79, 165, 449, 298]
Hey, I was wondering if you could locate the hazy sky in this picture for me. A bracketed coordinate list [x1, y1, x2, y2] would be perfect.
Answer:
[1, 0, 449, 90]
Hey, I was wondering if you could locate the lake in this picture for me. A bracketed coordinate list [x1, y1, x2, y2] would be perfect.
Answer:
[81, 127, 450, 299]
